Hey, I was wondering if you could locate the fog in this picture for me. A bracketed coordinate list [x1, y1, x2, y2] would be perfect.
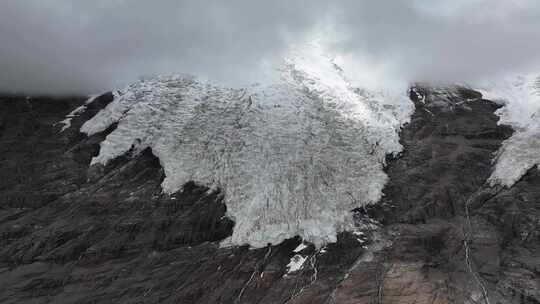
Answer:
[1, 0, 540, 95]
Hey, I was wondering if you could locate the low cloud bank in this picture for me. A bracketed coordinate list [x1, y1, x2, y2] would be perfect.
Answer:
[1, 1, 540, 95]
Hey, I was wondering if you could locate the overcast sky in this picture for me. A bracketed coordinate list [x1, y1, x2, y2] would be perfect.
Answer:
[1, 0, 540, 95]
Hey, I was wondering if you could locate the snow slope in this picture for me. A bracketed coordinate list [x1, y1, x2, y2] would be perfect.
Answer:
[478, 74, 540, 187]
[80, 47, 413, 248]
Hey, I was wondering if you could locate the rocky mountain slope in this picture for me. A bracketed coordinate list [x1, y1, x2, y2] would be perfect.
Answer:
[1, 83, 539, 303]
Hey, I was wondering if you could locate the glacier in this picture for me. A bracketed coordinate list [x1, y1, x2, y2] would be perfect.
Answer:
[478, 74, 540, 187]
[74, 47, 540, 247]
[80, 48, 413, 248]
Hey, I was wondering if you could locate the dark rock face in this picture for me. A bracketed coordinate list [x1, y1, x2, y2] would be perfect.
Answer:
[1, 90, 539, 303]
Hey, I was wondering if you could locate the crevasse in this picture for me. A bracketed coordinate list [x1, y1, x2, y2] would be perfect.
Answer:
[80, 47, 413, 248]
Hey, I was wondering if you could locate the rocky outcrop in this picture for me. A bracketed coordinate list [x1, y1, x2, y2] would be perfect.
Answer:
[0, 89, 539, 303]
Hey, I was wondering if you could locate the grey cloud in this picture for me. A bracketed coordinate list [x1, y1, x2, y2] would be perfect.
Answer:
[0, 0, 330, 94]
[330, 0, 540, 83]
[1, 0, 540, 95]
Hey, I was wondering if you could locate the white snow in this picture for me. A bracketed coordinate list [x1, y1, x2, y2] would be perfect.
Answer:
[58, 95, 99, 132]
[80, 45, 413, 248]
[58, 118, 74, 132]
[286, 254, 307, 273]
[293, 243, 308, 253]
[477, 74, 540, 187]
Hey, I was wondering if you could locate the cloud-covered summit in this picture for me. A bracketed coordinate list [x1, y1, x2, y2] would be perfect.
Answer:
[1, 1, 540, 95]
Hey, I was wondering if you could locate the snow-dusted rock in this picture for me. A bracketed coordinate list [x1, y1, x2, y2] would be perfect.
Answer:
[286, 254, 307, 274]
[57, 95, 99, 132]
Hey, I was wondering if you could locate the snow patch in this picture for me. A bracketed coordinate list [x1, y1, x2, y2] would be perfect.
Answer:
[293, 243, 308, 253]
[410, 87, 426, 104]
[286, 254, 307, 274]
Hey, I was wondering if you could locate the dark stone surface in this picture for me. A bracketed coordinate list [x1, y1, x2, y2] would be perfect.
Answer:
[0, 89, 539, 303]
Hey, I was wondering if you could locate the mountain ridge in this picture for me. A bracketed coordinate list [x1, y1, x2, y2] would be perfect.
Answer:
[1, 83, 539, 303]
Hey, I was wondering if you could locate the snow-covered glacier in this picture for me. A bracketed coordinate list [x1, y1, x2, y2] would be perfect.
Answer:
[80, 48, 413, 248]
[478, 74, 540, 187]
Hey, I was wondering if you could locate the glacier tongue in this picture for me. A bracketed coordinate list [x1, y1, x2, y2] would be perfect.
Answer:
[477, 74, 540, 187]
[81, 50, 413, 248]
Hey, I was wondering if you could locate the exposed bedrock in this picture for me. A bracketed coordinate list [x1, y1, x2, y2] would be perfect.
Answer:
[0, 89, 538, 303]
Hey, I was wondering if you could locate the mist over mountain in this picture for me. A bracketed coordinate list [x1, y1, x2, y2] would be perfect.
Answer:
[2, 1, 540, 94]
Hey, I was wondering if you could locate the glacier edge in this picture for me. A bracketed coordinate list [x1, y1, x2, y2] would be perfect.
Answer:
[80, 51, 413, 248]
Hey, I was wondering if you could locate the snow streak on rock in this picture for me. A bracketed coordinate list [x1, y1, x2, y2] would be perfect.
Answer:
[81, 48, 413, 248]
[478, 74, 540, 187]
[58, 95, 98, 132]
